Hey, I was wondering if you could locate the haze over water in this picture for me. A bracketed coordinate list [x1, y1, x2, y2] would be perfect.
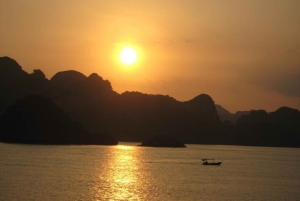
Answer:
[1, 143, 299, 201]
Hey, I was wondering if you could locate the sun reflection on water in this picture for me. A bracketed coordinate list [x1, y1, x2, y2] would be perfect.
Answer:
[93, 144, 145, 200]
[117, 145, 134, 150]
[110, 145, 140, 200]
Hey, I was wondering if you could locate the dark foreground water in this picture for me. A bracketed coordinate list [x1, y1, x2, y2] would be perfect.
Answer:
[0, 142, 300, 201]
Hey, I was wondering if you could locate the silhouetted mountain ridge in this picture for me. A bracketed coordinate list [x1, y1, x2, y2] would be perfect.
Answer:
[0, 56, 299, 147]
[0, 57, 221, 144]
[221, 107, 300, 147]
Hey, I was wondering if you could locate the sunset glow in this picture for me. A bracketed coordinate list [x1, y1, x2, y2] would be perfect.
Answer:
[1, 0, 300, 112]
[1, 1, 300, 200]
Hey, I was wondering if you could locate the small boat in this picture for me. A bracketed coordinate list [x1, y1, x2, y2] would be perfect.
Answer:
[202, 158, 222, 165]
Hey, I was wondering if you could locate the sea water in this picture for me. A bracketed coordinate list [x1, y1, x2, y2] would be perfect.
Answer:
[0, 142, 299, 201]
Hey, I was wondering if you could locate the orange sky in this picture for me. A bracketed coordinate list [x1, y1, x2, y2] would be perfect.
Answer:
[1, 0, 299, 112]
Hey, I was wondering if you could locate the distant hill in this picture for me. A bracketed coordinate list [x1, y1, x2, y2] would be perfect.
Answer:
[221, 107, 300, 147]
[215, 104, 250, 122]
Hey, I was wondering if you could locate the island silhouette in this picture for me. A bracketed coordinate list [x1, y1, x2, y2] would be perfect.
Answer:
[0, 94, 117, 145]
[0, 56, 299, 147]
[139, 135, 186, 148]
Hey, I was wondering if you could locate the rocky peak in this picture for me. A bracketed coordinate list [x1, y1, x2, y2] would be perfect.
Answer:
[188, 94, 214, 105]
[86, 73, 113, 91]
[269, 106, 300, 122]
[50, 70, 87, 90]
[0, 56, 28, 79]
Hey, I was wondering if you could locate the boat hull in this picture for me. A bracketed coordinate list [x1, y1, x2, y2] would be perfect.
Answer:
[203, 162, 222, 165]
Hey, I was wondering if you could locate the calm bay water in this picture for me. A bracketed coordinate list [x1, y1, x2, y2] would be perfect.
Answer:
[0, 142, 300, 201]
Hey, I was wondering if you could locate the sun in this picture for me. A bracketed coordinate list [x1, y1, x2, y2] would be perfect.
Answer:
[119, 46, 137, 65]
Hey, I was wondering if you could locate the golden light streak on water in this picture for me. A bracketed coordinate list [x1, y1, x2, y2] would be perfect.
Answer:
[117, 145, 134, 150]
[92, 144, 146, 200]
[110, 145, 138, 200]
[1, 144, 300, 200]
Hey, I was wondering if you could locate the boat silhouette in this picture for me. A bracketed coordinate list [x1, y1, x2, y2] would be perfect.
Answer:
[202, 158, 222, 165]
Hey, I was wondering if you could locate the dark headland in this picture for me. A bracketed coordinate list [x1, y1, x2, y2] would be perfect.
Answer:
[0, 94, 118, 145]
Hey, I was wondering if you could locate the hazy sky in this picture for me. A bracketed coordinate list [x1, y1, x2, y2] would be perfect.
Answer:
[1, 0, 299, 112]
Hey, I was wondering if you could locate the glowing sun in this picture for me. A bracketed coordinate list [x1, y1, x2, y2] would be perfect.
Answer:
[119, 47, 137, 65]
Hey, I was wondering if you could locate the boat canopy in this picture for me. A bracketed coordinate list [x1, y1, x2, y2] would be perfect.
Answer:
[201, 158, 215, 161]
